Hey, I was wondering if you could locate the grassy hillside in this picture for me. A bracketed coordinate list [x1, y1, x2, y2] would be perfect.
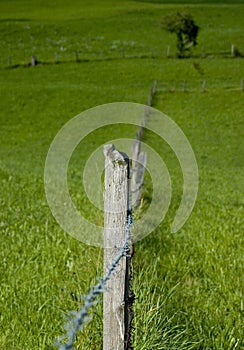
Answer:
[0, 1, 243, 65]
[0, 1, 243, 349]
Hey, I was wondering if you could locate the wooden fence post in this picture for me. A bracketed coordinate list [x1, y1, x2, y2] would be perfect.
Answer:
[31, 55, 37, 66]
[167, 45, 170, 58]
[202, 79, 206, 92]
[103, 144, 130, 350]
[75, 50, 80, 62]
[241, 79, 244, 92]
[131, 139, 147, 207]
[182, 80, 186, 92]
[201, 46, 205, 58]
[152, 79, 157, 94]
[54, 52, 59, 63]
[147, 88, 153, 106]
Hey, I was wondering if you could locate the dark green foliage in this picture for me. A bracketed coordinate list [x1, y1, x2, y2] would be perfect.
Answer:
[160, 12, 199, 58]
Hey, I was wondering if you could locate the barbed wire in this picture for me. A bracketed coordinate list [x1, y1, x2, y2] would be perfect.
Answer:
[57, 210, 133, 350]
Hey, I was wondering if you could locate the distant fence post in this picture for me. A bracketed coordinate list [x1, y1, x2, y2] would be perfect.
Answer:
[201, 46, 205, 58]
[167, 45, 170, 58]
[103, 144, 131, 350]
[131, 81, 156, 207]
[182, 80, 186, 92]
[54, 52, 59, 64]
[75, 50, 80, 62]
[131, 81, 156, 208]
[131, 139, 147, 207]
[152, 79, 157, 94]
[202, 79, 206, 92]
[31, 55, 37, 66]
[241, 79, 244, 92]
[147, 87, 153, 106]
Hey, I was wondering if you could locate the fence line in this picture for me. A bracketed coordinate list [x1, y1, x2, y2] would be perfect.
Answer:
[3, 43, 243, 69]
[56, 81, 157, 348]
[131, 80, 157, 207]
[155, 79, 244, 92]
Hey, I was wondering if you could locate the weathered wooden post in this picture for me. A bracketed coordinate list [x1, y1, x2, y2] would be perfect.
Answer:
[103, 144, 130, 350]
[152, 79, 157, 94]
[131, 139, 147, 207]
[202, 79, 206, 92]
[147, 88, 153, 106]
[241, 79, 244, 92]
[31, 55, 37, 66]
[54, 52, 59, 63]
[166, 45, 170, 58]
[201, 46, 205, 58]
[137, 107, 148, 140]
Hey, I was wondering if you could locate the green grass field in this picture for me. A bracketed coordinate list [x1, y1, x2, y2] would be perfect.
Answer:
[0, 1, 243, 349]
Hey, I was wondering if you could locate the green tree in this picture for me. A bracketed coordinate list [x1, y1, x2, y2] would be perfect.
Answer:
[160, 12, 200, 58]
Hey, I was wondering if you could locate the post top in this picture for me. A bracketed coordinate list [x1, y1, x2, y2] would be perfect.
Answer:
[103, 144, 129, 164]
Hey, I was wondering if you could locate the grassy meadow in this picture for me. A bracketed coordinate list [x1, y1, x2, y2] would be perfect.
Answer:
[0, 0, 243, 349]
